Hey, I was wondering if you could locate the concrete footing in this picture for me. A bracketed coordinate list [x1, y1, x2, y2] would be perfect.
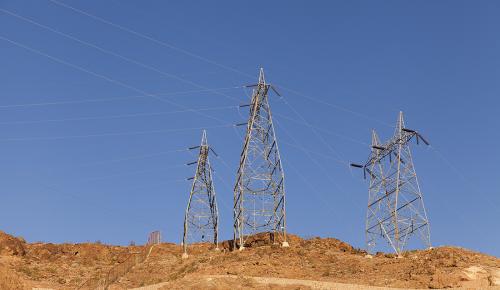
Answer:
[281, 241, 290, 248]
[181, 252, 189, 259]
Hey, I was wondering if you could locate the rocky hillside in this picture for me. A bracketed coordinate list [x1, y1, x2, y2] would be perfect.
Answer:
[0, 231, 499, 289]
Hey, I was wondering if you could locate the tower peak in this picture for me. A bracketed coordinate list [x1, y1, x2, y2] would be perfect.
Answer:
[258, 67, 266, 84]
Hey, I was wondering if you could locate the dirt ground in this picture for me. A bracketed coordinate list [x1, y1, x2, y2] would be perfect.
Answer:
[1, 230, 499, 289]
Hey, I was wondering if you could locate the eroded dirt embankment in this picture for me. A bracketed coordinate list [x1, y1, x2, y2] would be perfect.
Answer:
[1, 231, 499, 289]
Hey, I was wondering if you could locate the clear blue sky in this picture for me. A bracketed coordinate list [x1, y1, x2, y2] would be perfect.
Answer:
[0, 1, 499, 256]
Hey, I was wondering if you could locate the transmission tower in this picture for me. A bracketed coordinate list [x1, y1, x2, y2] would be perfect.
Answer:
[182, 130, 219, 258]
[147, 231, 161, 245]
[351, 111, 431, 255]
[233, 68, 288, 250]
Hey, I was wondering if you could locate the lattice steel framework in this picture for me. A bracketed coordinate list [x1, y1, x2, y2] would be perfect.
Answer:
[147, 231, 161, 245]
[182, 130, 219, 257]
[351, 112, 431, 255]
[233, 68, 288, 250]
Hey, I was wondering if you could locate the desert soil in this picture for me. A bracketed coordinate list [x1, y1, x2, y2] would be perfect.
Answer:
[1, 231, 499, 289]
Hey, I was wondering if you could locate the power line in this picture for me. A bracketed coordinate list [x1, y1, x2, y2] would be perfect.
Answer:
[0, 87, 243, 109]
[1, 8, 247, 142]
[10, 170, 186, 237]
[40, 1, 394, 162]
[0, 8, 244, 104]
[279, 154, 344, 226]
[0, 105, 238, 125]
[73, 164, 187, 184]
[273, 119, 355, 202]
[47, 0, 255, 80]
[211, 170, 235, 213]
[0, 35, 232, 126]
[273, 111, 369, 146]
[279, 140, 346, 166]
[78, 148, 188, 167]
[428, 145, 499, 211]
[278, 94, 347, 162]
[275, 85, 394, 128]
[0, 124, 235, 142]
[46, 0, 393, 128]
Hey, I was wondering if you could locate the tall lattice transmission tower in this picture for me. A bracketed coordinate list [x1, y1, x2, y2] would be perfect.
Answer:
[182, 130, 219, 258]
[351, 111, 431, 255]
[233, 68, 288, 250]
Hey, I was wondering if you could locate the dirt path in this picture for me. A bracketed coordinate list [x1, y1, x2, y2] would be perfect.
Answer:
[128, 274, 500, 290]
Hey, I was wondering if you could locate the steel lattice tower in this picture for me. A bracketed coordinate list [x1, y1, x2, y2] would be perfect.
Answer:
[147, 231, 161, 245]
[182, 130, 219, 258]
[351, 111, 431, 255]
[233, 68, 288, 250]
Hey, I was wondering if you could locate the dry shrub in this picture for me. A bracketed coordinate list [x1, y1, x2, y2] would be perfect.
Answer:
[0, 264, 27, 290]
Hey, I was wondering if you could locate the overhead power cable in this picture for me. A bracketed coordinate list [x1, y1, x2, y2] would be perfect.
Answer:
[46, 0, 390, 127]
[48, 0, 255, 80]
[273, 111, 369, 146]
[274, 118, 360, 211]
[78, 148, 189, 167]
[0, 105, 237, 125]
[0, 87, 243, 109]
[74, 163, 187, 184]
[275, 85, 394, 128]
[1, 8, 246, 140]
[0, 124, 235, 142]
[0, 8, 243, 104]
[0, 35, 230, 126]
